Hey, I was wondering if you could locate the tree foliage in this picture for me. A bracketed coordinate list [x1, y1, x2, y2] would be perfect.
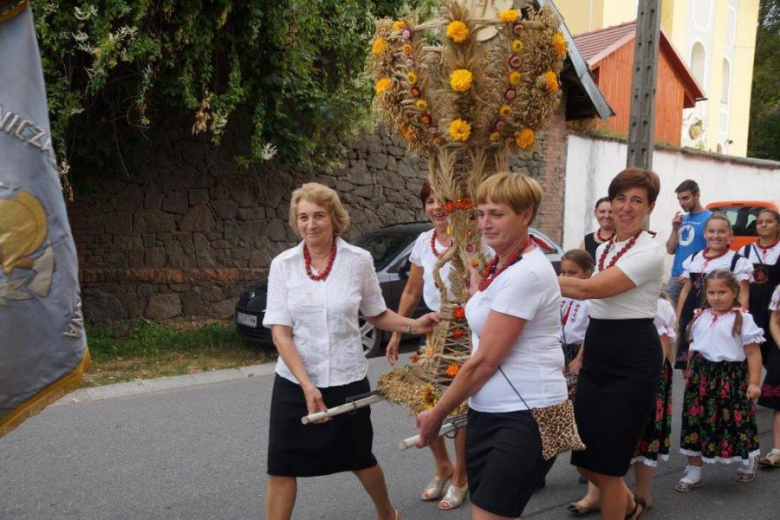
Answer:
[748, 0, 780, 160]
[32, 0, 435, 174]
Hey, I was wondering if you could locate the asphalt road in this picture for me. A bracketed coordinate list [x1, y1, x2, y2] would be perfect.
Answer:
[1, 351, 777, 520]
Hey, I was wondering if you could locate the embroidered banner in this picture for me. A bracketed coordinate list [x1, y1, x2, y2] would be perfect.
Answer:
[0, 3, 89, 437]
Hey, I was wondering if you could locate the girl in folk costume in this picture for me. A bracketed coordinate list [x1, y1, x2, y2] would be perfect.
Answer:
[742, 210, 780, 371]
[675, 213, 753, 370]
[558, 249, 593, 399]
[758, 284, 780, 468]
[676, 270, 764, 492]
[567, 292, 677, 515]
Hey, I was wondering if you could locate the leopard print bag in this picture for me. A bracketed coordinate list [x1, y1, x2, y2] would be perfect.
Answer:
[499, 368, 586, 461]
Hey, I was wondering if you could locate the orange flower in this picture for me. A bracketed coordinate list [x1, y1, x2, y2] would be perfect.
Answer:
[371, 37, 388, 56]
[552, 32, 567, 58]
[516, 128, 535, 150]
[450, 69, 473, 92]
[410, 353, 420, 363]
[471, 258, 480, 268]
[452, 328, 466, 339]
[448, 118, 471, 141]
[453, 306, 466, 320]
[445, 200, 456, 213]
[375, 77, 392, 95]
[499, 9, 520, 22]
[455, 198, 473, 210]
[400, 125, 415, 141]
[446, 20, 469, 43]
[445, 364, 461, 377]
[392, 20, 406, 31]
[544, 70, 559, 92]
[403, 43, 414, 54]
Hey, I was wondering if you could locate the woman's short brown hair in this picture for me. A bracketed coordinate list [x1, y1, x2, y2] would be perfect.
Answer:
[288, 183, 351, 237]
[420, 181, 434, 206]
[607, 167, 661, 205]
[476, 172, 543, 222]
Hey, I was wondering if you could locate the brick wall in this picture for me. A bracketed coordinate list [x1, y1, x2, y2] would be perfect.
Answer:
[71, 112, 568, 323]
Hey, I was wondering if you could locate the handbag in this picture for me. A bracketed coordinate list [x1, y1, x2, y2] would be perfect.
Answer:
[499, 367, 586, 461]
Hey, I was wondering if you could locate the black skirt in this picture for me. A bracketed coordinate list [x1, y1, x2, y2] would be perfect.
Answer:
[466, 408, 555, 518]
[571, 318, 662, 477]
[267, 375, 378, 477]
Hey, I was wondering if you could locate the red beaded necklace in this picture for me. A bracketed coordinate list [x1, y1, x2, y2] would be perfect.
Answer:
[598, 231, 642, 272]
[756, 237, 780, 259]
[430, 230, 451, 258]
[701, 246, 728, 268]
[596, 228, 614, 243]
[304, 242, 337, 281]
[478, 236, 533, 291]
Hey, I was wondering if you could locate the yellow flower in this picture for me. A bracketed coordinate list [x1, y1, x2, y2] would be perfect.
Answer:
[499, 104, 512, 117]
[499, 9, 520, 22]
[450, 69, 473, 92]
[371, 37, 388, 56]
[446, 20, 469, 43]
[553, 32, 567, 58]
[512, 39, 524, 52]
[392, 20, 406, 31]
[449, 119, 471, 141]
[416, 99, 428, 111]
[407, 71, 418, 84]
[489, 131, 501, 141]
[508, 71, 521, 86]
[375, 77, 392, 95]
[424, 346, 434, 359]
[421, 384, 437, 405]
[516, 128, 535, 150]
[403, 43, 414, 54]
[544, 70, 559, 92]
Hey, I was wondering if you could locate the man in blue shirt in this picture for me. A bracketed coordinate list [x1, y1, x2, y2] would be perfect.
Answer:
[665, 180, 712, 306]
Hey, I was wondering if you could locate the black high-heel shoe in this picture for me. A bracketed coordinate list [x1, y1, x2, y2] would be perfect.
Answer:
[625, 495, 647, 520]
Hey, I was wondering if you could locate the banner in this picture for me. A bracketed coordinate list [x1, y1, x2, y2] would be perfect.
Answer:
[0, 1, 89, 437]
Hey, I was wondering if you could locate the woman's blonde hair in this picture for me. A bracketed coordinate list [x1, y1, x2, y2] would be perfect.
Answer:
[476, 172, 543, 222]
[288, 183, 351, 237]
[705, 212, 733, 234]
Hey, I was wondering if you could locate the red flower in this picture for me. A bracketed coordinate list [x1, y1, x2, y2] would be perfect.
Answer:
[445, 201, 456, 213]
[734, 410, 743, 423]
[453, 306, 466, 320]
[455, 198, 473, 210]
[410, 353, 420, 363]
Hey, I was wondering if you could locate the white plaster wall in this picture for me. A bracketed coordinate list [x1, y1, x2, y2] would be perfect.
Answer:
[563, 135, 780, 277]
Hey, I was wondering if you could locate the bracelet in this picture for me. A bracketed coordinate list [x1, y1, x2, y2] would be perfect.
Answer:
[406, 320, 413, 334]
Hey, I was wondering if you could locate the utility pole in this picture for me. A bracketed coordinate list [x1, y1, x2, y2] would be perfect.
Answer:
[626, 0, 662, 171]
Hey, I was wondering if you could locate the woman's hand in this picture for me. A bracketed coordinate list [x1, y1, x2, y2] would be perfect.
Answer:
[747, 383, 761, 400]
[468, 264, 482, 296]
[412, 312, 440, 334]
[386, 334, 401, 366]
[569, 354, 583, 376]
[416, 408, 445, 448]
[302, 385, 330, 424]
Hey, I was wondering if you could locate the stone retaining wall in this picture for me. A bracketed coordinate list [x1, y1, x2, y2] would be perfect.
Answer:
[71, 104, 567, 323]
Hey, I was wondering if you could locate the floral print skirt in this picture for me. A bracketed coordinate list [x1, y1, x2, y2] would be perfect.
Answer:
[680, 353, 760, 463]
[758, 338, 780, 410]
[632, 359, 673, 466]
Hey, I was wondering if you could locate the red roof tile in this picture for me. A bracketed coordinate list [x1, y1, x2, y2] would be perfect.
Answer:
[572, 21, 636, 63]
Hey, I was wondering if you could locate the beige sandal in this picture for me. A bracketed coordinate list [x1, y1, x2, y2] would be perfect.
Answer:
[674, 478, 701, 492]
[736, 455, 757, 483]
[421, 475, 450, 501]
[438, 484, 468, 510]
[758, 448, 780, 468]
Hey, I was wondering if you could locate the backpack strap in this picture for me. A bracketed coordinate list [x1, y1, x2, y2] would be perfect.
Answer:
[730, 252, 741, 272]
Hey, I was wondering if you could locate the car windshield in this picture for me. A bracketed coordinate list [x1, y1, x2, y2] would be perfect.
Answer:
[709, 205, 766, 237]
[351, 231, 414, 270]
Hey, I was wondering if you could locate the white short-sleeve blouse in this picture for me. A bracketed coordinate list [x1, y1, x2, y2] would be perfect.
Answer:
[561, 297, 590, 345]
[689, 308, 765, 362]
[681, 249, 754, 282]
[589, 231, 665, 320]
[465, 248, 568, 413]
[262, 238, 387, 387]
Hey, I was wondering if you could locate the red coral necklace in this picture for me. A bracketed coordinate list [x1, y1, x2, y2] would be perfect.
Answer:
[478, 236, 532, 291]
[598, 231, 642, 271]
[596, 228, 614, 243]
[701, 247, 728, 268]
[304, 242, 337, 281]
[756, 238, 780, 260]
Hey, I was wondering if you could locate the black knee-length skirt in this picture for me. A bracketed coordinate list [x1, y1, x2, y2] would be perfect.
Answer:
[571, 318, 662, 477]
[267, 375, 378, 477]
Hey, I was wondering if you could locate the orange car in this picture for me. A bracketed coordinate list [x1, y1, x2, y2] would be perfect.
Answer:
[706, 200, 780, 250]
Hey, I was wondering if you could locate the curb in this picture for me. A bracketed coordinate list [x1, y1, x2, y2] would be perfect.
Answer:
[52, 363, 277, 406]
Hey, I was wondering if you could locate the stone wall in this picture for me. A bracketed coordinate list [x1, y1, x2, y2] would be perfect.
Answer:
[71, 105, 567, 323]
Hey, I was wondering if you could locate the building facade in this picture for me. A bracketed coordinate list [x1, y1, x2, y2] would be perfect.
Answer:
[554, 0, 759, 157]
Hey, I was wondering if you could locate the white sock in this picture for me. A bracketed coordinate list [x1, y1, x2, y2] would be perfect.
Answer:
[681, 464, 702, 483]
[738, 456, 756, 474]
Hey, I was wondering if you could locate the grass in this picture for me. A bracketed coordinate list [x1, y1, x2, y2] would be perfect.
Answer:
[83, 320, 276, 387]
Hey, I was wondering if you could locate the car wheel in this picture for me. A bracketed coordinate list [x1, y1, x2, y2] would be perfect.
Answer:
[359, 317, 383, 358]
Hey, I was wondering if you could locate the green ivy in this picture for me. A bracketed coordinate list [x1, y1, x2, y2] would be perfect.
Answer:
[32, 0, 436, 174]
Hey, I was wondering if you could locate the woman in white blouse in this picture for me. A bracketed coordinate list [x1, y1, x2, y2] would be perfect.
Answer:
[262, 183, 438, 520]
[416, 172, 568, 520]
[558, 168, 664, 520]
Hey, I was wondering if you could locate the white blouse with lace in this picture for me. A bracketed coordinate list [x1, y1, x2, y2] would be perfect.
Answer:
[689, 308, 765, 363]
[262, 237, 387, 387]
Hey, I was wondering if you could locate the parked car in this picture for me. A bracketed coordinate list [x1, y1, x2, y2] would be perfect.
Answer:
[706, 200, 780, 250]
[235, 222, 563, 357]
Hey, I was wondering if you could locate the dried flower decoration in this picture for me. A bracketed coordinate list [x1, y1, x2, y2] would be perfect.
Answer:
[372, 37, 388, 56]
[450, 69, 473, 92]
[516, 128, 535, 149]
[375, 77, 392, 95]
[446, 20, 469, 43]
[448, 119, 471, 141]
[552, 32, 567, 58]
[499, 9, 520, 22]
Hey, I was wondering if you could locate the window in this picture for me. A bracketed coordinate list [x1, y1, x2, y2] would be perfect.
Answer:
[721, 59, 731, 104]
[690, 42, 706, 86]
